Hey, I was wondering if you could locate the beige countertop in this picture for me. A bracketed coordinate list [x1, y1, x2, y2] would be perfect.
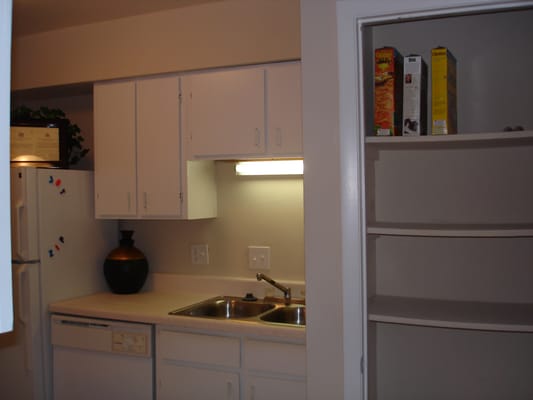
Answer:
[49, 273, 306, 342]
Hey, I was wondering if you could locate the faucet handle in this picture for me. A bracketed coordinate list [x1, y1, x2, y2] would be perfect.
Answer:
[242, 292, 258, 302]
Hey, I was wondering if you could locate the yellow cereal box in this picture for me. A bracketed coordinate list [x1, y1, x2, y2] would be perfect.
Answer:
[402, 55, 427, 136]
[431, 47, 457, 135]
[374, 47, 403, 136]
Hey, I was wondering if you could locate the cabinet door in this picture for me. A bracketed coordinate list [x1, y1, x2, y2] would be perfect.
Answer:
[183, 68, 265, 158]
[94, 81, 137, 218]
[266, 63, 303, 156]
[245, 375, 306, 400]
[136, 76, 181, 218]
[157, 364, 239, 400]
[243, 339, 306, 400]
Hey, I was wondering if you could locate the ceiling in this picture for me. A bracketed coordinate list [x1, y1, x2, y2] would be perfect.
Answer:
[12, 0, 221, 36]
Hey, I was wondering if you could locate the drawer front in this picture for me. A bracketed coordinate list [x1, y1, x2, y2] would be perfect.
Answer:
[243, 339, 306, 376]
[245, 375, 306, 400]
[158, 329, 240, 368]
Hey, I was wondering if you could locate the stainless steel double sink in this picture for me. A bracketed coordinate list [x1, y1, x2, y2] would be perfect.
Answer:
[169, 295, 306, 326]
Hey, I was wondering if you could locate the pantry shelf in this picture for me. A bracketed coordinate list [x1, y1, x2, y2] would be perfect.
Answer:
[366, 223, 533, 238]
[368, 295, 533, 333]
[365, 129, 533, 147]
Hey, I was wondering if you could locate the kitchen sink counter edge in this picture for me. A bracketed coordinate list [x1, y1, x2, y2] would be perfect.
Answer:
[49, 273, 306, 341]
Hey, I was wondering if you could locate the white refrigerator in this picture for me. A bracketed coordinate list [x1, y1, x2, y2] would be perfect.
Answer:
[0, 167, 117, 400]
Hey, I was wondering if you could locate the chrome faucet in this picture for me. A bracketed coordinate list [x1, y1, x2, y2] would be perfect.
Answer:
[256, 273, 291, 305]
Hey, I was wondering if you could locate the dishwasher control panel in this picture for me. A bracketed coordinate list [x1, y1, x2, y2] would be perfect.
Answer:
[51, 314, 153, 358]
[112, 331, 148, 356]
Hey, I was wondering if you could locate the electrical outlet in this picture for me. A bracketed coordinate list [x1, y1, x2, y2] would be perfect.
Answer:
[191, 244, 209, 265]
[248, 246, 270, 270]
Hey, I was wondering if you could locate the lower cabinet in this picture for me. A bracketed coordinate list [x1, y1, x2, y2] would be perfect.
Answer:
[156, 326, 306, 400]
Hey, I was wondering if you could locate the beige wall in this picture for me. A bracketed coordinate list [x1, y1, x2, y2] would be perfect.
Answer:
[11, 0, 300, 90]
[119, 161, 304, 281]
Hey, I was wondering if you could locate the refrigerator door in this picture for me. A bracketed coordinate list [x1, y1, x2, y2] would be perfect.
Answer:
[11, 167, 40, 262]
[0, 263, 44, 400]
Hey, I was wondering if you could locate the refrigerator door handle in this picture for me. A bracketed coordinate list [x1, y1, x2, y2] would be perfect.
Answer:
[14, 200, 27, 260]
[17, 264, 33, 373]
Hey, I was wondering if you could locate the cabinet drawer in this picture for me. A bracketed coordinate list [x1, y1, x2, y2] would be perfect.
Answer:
[243, 339, 306, 376]
[245, 375, 306, 400]
[158, 330, 240, 368]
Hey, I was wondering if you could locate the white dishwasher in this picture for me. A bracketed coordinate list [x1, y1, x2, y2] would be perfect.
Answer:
[51, 314, 154, 400]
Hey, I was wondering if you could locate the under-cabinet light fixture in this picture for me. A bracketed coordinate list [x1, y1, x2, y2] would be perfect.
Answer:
[235, 160, 304, 176]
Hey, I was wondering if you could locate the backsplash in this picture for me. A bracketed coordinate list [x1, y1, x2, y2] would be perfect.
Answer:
[121, 161, 304, 282]
[146, 273, 306, 300]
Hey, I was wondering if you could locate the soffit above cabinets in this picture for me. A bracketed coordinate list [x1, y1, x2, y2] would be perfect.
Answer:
[12, 0, 223, 37]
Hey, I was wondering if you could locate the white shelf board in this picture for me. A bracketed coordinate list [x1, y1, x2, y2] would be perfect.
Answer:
[366, 223, 533, 237]
[365, 130, 533, 147]
[368, 295, 533, 333]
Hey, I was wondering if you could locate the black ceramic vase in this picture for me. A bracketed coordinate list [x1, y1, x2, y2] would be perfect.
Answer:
[104, 230, 149, 294]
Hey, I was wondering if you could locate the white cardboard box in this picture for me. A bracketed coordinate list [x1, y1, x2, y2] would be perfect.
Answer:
[402, 55, 427, 136]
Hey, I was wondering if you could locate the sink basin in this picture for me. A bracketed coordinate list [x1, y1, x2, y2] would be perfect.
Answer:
[260, 306, 306, 326]
[169, 296, 275, 319]
[170, 296, 306, 327]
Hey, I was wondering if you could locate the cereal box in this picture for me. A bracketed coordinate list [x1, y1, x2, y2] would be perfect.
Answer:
[374, 47, 403, 136]
[431, 47, 457, 135]
[402, 55, 427, 136]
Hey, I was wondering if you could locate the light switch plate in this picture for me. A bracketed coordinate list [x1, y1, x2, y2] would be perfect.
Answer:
[248, 246, 271, 270]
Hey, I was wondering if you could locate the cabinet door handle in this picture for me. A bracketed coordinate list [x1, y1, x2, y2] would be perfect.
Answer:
[143, 192, 148, 210]
[254, 128, 261, 147]
[275, 127, 282, 147]
[250, 384, 255, 400]
[14, 201, 26, 260]
[17, 265, 31, 373]
[226, 381, 233, 400]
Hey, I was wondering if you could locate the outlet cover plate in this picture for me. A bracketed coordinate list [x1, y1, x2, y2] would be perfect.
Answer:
[191, 244, 209, 265]
[248, 246, 270, 270]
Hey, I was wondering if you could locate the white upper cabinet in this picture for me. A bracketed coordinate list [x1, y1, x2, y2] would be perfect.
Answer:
[183, 62, 302, 159]
[182, 67, 265, 158]
[136, 76, 181, 218]
[266, 62, 302, 156]
[94, 77, 217, 220]
[94, 80, 137, 218]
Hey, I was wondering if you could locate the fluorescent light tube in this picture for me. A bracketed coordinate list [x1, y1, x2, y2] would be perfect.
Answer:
[235, 160, 304, 176]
